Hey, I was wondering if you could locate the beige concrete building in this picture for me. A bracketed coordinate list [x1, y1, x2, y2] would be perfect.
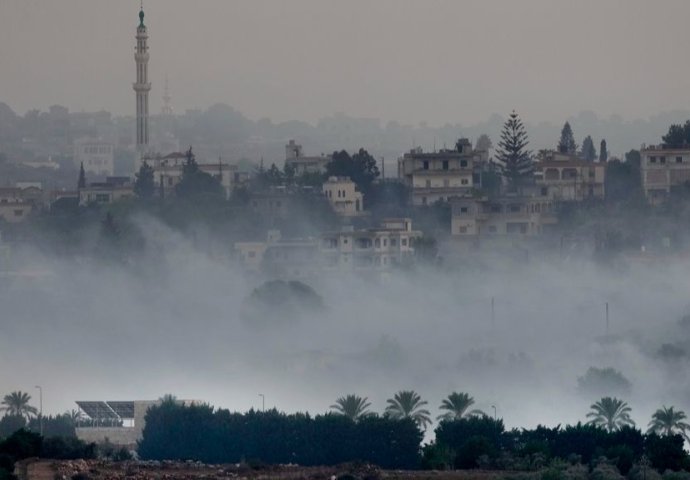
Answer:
[0, 187, 38, 223]
[640, 145, 690, 205]
[75, 399, 199, 448]
[74, 137, 115, 176]
[451, 195, 557, 237]
[78, 177, 134, 206]
[534, 152, 605, 201]
[398, 140, 482, 206]
[145, 152, 238, 199]
[284, 140, 331, 175]
[235, 219, 422, 274]
[322, 176, 364, 216]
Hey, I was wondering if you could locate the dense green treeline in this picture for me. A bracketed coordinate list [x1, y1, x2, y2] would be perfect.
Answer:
[138, 403, 422, 469]
[139, 402, 690, 476]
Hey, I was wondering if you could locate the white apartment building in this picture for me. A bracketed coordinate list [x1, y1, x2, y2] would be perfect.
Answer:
[451, 195, 557, 237]
[322, 176, 364, 216]
[78, 177, 134, 206]
[74, 137, 115, 176]
[234, 219, 422, 274]
[397, 140, 482, 206]
[640, 145, 690, 205]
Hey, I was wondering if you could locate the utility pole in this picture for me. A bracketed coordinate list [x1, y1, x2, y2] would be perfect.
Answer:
[34, 385, 43, 436]
[259, 393, 265, 412]
[605, 302, 609, 336]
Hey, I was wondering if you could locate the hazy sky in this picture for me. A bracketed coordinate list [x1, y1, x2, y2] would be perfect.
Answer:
[2, 0, 690, 125]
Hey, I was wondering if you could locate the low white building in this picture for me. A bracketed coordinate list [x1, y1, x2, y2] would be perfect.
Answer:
[285, 140, 331, 175]
[78, 177, 134, 206]
[322, 176, 364, 216]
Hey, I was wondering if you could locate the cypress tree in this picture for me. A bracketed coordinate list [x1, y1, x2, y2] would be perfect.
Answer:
[558, 122, 577, 154]
[599, 139, 608, 163]
[581, 136, 597, 162]
[494, 110, 533, 191]
[77, 162, 86, 189]
[134, 161, 155, 198]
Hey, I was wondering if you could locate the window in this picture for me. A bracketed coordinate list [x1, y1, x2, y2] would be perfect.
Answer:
[491, 204, 501, 213]
[650, 157, 657, 163]
[422, 196, 427, 205]
[13, 209, 23, 217]
[425, 179, 431, 188]
[509, 204, 521, 213]
[402, 238, 408, 246]
[343, 238, 348, 244]
[459, 226, 467, 234]
[461, 178, 469, 185]
[460, 160, 468, 168]
[460, 206, 468, 213]
[391, 238, 397, 247]
[677, 157, 683, 163]
[660, 156, 666, 164]
[383, 238, 388, 247]
[442, 160, 449, 170]
[423, 161, 429, 170]
[375, 238, 381, 248]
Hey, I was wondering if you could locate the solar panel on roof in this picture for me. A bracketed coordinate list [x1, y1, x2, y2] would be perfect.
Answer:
[76, 401, 119, 420]
[106, 401, 135, 419]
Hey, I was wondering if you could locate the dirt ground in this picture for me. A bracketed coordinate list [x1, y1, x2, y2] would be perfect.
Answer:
[17, 460, 517, 480]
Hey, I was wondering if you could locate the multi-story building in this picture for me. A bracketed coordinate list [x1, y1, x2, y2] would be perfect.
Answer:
[234, 219, 422, 274]
[145, 151, 239, 199]
[284, 140, 331, 175]
[534, 151, 605, 201]
[322, 176, 364, 216]
[397, 140, 482, 206]
[74, 137, 115, 176]
[451, 194, 557, 237]
[78, 177, 134, 206]
[640, 145, 690, 205]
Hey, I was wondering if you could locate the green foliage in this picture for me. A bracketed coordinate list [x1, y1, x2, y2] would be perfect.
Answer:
[0, 416, 25, 439]
[41, 436, 96, 459]
[27, 414, 76, 438]
[586, 397, 635, 432]
[662, 120, 690, 147]
[330, 395, 371, 422]
[437, 392, 485, 421]
[434, 416, 504, 469]
[385, 390, 432, 430]
[558, 122, 577, 154]
[175, 147, 225, 200]
[645, 433, 689, 472]
[137, 402, 422, 468]
[581, 136, 597, 162]
[0, 393, 37, 420]
[495, 110, 533, 191]
[326, 149, 380, 197]
[599, 139, 608, 163]
[134, 161, 155, 198]
[605, 155, 644, 206]
[77, 162, 86, 189]
[647, 406, 690, 441]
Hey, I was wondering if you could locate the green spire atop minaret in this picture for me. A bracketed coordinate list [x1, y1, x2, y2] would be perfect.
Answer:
[139, 2, 145, 28]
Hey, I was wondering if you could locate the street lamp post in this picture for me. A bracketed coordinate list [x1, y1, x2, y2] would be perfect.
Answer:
[34, 386, 43, 436]
[491, 405, 497, 421]
[259, 394, 265, 412]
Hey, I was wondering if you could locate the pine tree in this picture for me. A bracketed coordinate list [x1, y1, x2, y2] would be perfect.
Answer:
[558, 121, 577, 154]
[599, 139, 608, 163]
[77, 162, 86, 189]
[134, 161, 155, 198]
[495, 111, 533, 191]
[581, 135, 597, 162]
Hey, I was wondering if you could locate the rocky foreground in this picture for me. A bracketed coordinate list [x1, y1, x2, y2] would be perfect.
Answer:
[17, 459, 506, 480]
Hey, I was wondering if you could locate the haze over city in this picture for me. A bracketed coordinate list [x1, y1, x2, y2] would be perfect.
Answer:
[3, 0, 690, 477]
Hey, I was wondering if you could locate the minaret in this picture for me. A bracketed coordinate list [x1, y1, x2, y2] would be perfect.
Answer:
[133, 3, 151, 158]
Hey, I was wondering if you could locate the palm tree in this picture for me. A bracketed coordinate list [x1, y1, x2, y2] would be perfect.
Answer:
[647, 406, 690, 441]
[437, 392, 485, 421]
[586, 397, 635, 432]
[329, 394, 371, 421]
[385, 390, 432, 430]
[1, 391, 38, 419]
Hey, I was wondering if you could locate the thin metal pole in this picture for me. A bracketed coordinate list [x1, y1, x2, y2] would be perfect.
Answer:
[259, 393, 265, 412]
[35, 385, 43, 436]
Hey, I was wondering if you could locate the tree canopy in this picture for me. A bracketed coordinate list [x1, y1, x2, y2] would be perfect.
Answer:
[558, 121, 577, 154]
[494, 110, 533, 191]
[325, 148, 379, 196]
